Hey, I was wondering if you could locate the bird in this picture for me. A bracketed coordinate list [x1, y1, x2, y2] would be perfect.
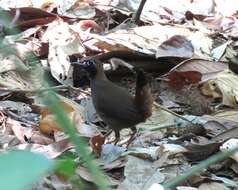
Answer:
[73, 58, 153, 146]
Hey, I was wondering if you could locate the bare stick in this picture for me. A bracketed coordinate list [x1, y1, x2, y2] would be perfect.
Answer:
[153, 102, 194, 125]
[0, 85, 90, 95]
[132, 0, 147, 24]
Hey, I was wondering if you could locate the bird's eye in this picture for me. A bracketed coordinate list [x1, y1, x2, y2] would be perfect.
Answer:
[83, 60, 96, 66]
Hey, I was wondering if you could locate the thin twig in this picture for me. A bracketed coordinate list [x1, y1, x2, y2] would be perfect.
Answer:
[163, 147, 238, 189]
[69, 86, 91, 96]
[0, 85, 68, 93]
[132, 0, 147, 24]
[0, 85, 90, 96]
[153, 102, 194, 125]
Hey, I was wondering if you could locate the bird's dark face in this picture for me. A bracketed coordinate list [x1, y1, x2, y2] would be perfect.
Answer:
[72, 58, 106, 80]
[80, 59, 97, 76]
[72, 59, 98, 78]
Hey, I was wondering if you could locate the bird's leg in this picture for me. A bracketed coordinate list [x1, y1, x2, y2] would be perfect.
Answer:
[106, 129, 120, 145]
[114, 130, 120, 145]
[126, 126, 137, 148]
[104, 129, 113, 137]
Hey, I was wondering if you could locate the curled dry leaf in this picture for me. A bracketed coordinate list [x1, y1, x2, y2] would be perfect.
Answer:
[15, 139, 73, 159]
[42, 18, 85, 85]
[58, 0, 96, 19]
[200, 70, 238, 108]
[168, 58, 227, 82]
[39, 101, 81, 135]
[0, 46, 44, 90]
[126, 147, 161, 161]
[156, 35, 194, 58]
[184, 142, 221, 161]
[90, 134, 105, 157]
[7, 7, 57, 30]
[76, 165, 119, 187]
[10, 118, 53, 145]
[76, 20, 102, 33]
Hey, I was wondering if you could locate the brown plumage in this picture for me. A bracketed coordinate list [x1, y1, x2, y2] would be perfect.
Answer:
[74, 59, 153, 146]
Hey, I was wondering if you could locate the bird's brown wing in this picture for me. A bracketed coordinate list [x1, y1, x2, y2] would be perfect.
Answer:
[91, 79, 144, 126]
[134, 69, 153, 119]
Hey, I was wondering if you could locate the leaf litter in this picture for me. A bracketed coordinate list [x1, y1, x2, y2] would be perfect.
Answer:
[1, 0, 238, 189]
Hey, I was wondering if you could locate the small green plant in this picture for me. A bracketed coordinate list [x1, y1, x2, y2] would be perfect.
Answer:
[0, 150, 54, 190]
[0, 10, 109, 190]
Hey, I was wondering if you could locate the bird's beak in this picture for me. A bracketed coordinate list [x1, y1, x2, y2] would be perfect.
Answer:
[71, 60, 85, 67]
[71, 59, 96, 68]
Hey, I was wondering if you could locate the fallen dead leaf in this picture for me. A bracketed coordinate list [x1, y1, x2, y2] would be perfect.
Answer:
[117, 155, 165, 190]
[201, 70, 238, 108]
[198, 182, 230, 190]
[76, 165, 119, 187]
[100, 144, 127, 165]
[15, 139, 73, 159]
[168, 71, 202, 90]
[11, 119, 53, 145]
[39, 100, 80, 135]
[168, 58, 228, 82]
[90, 133, 105, 157]
[42, 18, 85, 85]
[156, 35, 194, 58]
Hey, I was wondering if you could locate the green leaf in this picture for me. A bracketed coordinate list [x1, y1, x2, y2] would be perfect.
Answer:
[0, 150, 55, 190]
[55, 158, 76, 177]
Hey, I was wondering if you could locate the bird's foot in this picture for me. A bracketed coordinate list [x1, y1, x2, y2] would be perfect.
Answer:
[126, 128, 137, 148]
[105, 137, 120, 145]
[126, 133, 136, 148]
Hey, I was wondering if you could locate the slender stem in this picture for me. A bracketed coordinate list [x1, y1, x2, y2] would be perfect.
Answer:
[132, 0, 147, 24]
[0, 85, 90, 95]
[43, 89, 109, 190]
[163, 147, 238, 189]
[0, 9, 109, 189]
[153, 102, 194, 124]
[0, 85, 67, 93]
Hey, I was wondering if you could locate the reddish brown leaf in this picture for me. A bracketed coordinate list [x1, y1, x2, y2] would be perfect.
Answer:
[156, 35, 194, 58]
[6, 7, 73, 31]
[39, 101, 79, 135]
[185, 11, 208, 21]
[90, 134, 105, 157]
[168, 71, 202, 90]
[78, 20, 102, 33]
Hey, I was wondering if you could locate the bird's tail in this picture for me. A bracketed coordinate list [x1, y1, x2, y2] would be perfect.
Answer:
[134, 69, 153, 120]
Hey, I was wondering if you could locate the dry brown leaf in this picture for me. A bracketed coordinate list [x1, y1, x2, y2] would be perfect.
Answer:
[184, 142, 221, 161]
[168, 71, 202, 90]
[169, 58, 228, 81]
[39, 101, 81, 135]
[212, 110, 238, 123]
[156, 35, 194, 58]
[42, 18, 85, 85]
[90, 134, 105, 157]
[198, 182, 230, 190]
[201, 70, 238, 107]
[15, 139, 73, 159]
